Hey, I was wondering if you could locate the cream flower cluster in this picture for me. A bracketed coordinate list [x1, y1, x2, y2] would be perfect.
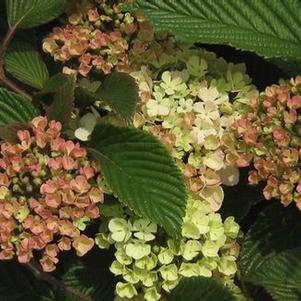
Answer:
[96, 194, 243, 301]
[131, 45, 258, 211]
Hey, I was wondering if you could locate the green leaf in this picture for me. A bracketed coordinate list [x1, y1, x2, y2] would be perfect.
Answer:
[0, 88, 38, 126]
[89, 124, 187, 238]
[5, 40, 49, 89]
[75, 78, 101, 108]
[0, 261, 56, 301]
[239, 203, 301, 278]
[6, 0, 65, 29]
[128, 0, 301, 60]
[45, 74, 75, 128]
[98, 72, 139, 124]
[247, 248, 301, 301]
[62, 249, 116, 301]
[0, 123, 31, 143]
[168, 276, 235, 301]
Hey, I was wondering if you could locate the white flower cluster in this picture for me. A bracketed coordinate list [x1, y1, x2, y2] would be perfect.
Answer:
[96, 194, 242, 301]
[131, 46, 258, 211]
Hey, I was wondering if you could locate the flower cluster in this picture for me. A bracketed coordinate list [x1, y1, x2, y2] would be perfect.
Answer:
[0, 117, 104, 272]
[43, 0, 138, 76]
[226, 76, 301, 209]
[130, 45, 258, 211]
[96, 194, 243, 301]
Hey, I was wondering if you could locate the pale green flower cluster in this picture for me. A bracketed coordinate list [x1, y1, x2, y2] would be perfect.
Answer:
[131, 46, 258, 211]
[96, 194, 242, 301]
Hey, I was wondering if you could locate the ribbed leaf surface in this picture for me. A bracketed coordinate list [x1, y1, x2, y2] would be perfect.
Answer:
[168, 277, 235, 301]
[239, 203, 301, 300]
[5, 40, 49, 89]
[0, 261, 55, 301]
[98, 72, 139, 124]
[89, 124, 187, 238]
[6, 0, 65, 29]
[128, 0, 301, 60]
[247, 249, 301, 301]
[239, 203, 301, 277]
[62, 250, 116, 301]
[45, 74, 75, 128]
[0, 88, 38, 126]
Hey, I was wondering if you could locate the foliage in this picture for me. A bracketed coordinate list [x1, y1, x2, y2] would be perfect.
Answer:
[5, 40, 49, 89]
[0, 0, 301, 301]
[97, 72, 139, 123]
[127, 0, 301, 61]
[89, 123, 187, 238]
[0, 88, 38, 125]
[6, 0, 65, 29]
[240, 203, 301, 300]
[45, 74, 76, 129]
[168, 276, 235, 301]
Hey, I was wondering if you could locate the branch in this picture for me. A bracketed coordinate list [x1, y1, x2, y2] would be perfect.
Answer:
[25, 261, 93, 301]
[0, 27, 32, 100]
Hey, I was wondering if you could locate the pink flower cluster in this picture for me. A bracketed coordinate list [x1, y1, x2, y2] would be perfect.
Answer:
[226, 76, 301, 209]
[43, 0, 137, 76]
[0, 117, 104, 272]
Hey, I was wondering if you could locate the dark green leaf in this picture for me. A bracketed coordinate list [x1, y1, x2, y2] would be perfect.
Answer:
[128, 0, 301, 60]
[0, 122, 31, 143]
[247, 248, 301, 301]
[89, 124, 187, 238]
[45, 74, 75, 128]
[0, 88, 38, 126]
[239, 202, 301, 277]
[62, 249, 116, 301]
[75, 79, 101, 108]
[5, 40, 49, 89]
[98, 72, 139, 124]
[168, 276, 235, 301]
[0, 261, 55, 301]
[6, 0, 65, 29]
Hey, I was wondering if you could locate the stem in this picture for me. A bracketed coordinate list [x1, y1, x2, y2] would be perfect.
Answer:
[25, 261, 93, 301]
[0, 27, 32, 100]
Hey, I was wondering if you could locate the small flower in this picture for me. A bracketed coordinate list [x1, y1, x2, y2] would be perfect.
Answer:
[144, 287, 161, 301]
[70, 176, 91, 193]
[198, 86, 227, 104]
[108, 218, 132, 242]
[133, 219, 157, 241]
[200, 186, 224, 212]
[125, 239, 151, 260]
[179, 262, 201, 277]
[72, 234, 94, 256]
[159, 264, 178, 281]
[74, 112, 98, 141]
[116, 282, 138, 299]
[182, 240, 202, 261]
[160, 71, 186, 96]
[202, 240, 220, 257]
[158, 248, 174, 265]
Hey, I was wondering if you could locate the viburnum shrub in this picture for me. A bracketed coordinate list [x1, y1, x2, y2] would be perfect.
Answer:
[2, 0, 301, 300]
[0, 117, 104, 272]
[226, 76, 301, 209]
